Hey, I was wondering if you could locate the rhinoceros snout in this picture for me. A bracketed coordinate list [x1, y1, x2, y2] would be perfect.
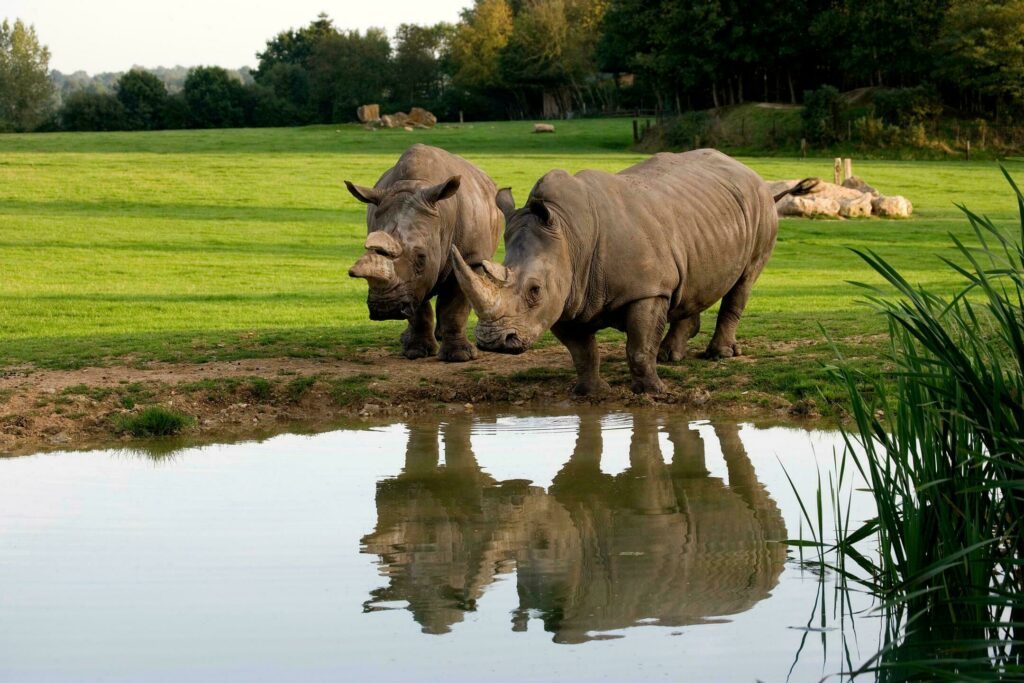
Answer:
[476, 330, 528, 355]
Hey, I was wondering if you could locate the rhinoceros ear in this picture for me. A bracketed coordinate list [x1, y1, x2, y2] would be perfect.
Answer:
[527, 198, 551, 225]
[495, 187, 516, 221]
[421, 175, 461, 205]
[345, 180, 382, 205]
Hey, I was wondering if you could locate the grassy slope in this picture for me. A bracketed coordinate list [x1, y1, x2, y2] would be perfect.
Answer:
[1, 119, 1019, 408]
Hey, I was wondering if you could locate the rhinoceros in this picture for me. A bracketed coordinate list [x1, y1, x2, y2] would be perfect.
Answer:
[450, 149, 815, 393]
[346, 144, 502, 361]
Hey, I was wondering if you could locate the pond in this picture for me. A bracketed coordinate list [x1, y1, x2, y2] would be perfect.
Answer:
[0, 409, 880, 682]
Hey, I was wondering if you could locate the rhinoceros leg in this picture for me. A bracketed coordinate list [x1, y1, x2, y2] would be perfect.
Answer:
[399, 301, 439, 360]
[625, 298, 668, 394]
[657, 314, 701, 363]
[435, 279, 478, 362]
[552, 323, 610, 396]
[701, 267, 760, 360]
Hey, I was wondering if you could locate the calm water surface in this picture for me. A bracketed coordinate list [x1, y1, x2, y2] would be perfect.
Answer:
[0, 409, 879, 682]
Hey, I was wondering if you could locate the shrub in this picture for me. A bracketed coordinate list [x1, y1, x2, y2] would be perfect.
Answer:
[113, 406, 192, 437]
[59, 91, 126, 131]
[801, 85, 844, 145]
[661, 111, 716, 149]
[873, 85, 942, 127]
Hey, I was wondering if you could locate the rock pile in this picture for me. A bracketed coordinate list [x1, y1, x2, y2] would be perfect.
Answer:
[359, 105, 438, 130]
[769, 176, 912, 219]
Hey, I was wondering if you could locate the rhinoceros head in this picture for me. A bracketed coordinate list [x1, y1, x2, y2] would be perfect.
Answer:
[345, 176, 461, 320]
[450, 188, 571, 353]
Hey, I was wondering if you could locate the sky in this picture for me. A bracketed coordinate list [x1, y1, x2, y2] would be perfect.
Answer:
[5, 1, 470, 74]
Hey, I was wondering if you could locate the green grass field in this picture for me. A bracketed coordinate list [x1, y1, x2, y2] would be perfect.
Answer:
[2, 119, 1020, 407]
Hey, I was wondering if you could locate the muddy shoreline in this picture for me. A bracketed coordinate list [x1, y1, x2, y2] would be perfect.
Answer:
[0, 344, 830, 456]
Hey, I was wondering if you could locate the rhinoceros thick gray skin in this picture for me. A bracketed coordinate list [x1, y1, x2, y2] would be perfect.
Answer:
[346, 144, 502, 362]
[451, 149, 809, 393]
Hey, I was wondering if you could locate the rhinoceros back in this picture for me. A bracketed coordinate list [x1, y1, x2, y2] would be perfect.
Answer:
[537, 149, 777, 321]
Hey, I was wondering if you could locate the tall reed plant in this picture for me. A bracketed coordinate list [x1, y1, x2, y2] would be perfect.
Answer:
[819, 169, 1024, 678]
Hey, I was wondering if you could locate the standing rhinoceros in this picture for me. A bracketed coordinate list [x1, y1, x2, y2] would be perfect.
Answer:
[346, 144, 502, 362]
[450, 149, 814, 393]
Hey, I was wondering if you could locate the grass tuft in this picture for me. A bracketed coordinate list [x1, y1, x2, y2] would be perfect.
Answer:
[112, 406, 193, 438]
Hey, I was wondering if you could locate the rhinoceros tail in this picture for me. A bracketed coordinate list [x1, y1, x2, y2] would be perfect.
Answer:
[773, 177, 819, 203]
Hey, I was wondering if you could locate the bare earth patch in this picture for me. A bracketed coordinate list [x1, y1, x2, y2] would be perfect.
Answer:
[0, 341, 837, 455]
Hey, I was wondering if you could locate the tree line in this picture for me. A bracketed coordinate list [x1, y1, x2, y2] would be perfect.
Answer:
[2, 1, 1023, 133]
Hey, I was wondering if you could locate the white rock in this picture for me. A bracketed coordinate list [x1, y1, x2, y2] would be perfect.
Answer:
[839, 193, 873, 218]
[872, 195, 913, 218]
[778, 194, 840, 218]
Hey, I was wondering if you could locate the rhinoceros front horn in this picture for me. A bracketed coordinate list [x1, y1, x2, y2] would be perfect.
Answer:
[349, 232, 402, 287]
[449, 246, 502, 319]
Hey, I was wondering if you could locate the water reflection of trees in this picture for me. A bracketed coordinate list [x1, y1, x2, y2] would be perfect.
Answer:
[361, 414, 787, 643]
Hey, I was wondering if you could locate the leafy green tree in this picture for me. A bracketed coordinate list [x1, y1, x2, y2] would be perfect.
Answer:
[59, 91, 125, 131]
[0, 18, 55, 131]
[939, 0, 1024, 115]
[307, 28, 391, 122]
[450, 0, 514, 91]
[183, 66, 246, 128]
[116, 69, 168, 130]
[253, 13, 335, 81]
[392, 23, 455, 109]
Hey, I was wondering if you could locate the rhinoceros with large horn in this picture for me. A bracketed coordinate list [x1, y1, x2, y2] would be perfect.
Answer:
[346, 144, 502, 361]
[450, 149, 815, 393]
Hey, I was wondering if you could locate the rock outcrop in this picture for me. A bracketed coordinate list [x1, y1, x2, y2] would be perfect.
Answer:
[772, 177, 911, 219]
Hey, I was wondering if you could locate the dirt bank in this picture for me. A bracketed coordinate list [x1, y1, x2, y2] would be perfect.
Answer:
[0, 342, 827, 456]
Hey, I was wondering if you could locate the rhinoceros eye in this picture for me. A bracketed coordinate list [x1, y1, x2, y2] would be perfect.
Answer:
[414, 251, 427, 272]
[526, 284, 541, 307]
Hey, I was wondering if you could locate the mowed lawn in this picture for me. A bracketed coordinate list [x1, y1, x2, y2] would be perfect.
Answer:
[1, 119, 1021, 400]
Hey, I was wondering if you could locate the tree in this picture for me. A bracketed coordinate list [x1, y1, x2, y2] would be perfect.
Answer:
[59, 91, 125, 131]
[307, 29, 391, 122]
[392, 23, 455, 109]
[0, 19, 55, 131]
[939, 0, 1024, 115]
[116, 69, 168, 130]
[183, 66, 246, 128]
[450, 0, 514, 91]
[253, 13, 335, 80]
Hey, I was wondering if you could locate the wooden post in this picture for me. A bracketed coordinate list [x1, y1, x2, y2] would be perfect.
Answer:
[966, 139, 971, 161]
[632, 119, 639, 143]
[800, 138, 807, 158]
[833, 158, 843, 184]
[843, 158, 853, 182]
[459, 110, 464, 124]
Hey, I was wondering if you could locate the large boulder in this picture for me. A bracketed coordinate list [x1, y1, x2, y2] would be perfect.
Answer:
[872, 195, 913, 218]
[380, 112, 410, 129]
[839, 194, 873, 218]
[357, 104, 380, 123]
[407, 107, 437, 128]
[842, 175, 878, 196]
[777, 194, 840, 218]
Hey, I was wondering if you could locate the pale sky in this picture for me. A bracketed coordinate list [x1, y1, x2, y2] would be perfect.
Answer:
[4, 1, 470, 74]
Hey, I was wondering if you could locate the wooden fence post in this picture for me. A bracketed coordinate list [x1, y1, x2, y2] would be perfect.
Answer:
[632, 119, 639, 143]
[833, 158, 843, 184]
[800, 138, 807, 158]
[843, 158, 853, 182]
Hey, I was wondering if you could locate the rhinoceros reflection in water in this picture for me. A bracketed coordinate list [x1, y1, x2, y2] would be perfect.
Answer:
[360, 414, 787, 643]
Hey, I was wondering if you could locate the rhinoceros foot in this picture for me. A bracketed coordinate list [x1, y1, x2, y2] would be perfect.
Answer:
[699, 342, 742, 360]
[438, 339, 478, 362]
[657, 345, 688, 363]
[400, 329, 439, 360]
[572, 377, 612, 397]
[631, 376, 666, 395]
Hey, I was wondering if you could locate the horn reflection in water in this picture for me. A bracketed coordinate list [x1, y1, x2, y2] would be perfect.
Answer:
[360, 413, 787, 643]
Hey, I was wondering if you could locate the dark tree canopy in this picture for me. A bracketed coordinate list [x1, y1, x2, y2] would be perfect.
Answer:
[116, 69, 168, 130]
